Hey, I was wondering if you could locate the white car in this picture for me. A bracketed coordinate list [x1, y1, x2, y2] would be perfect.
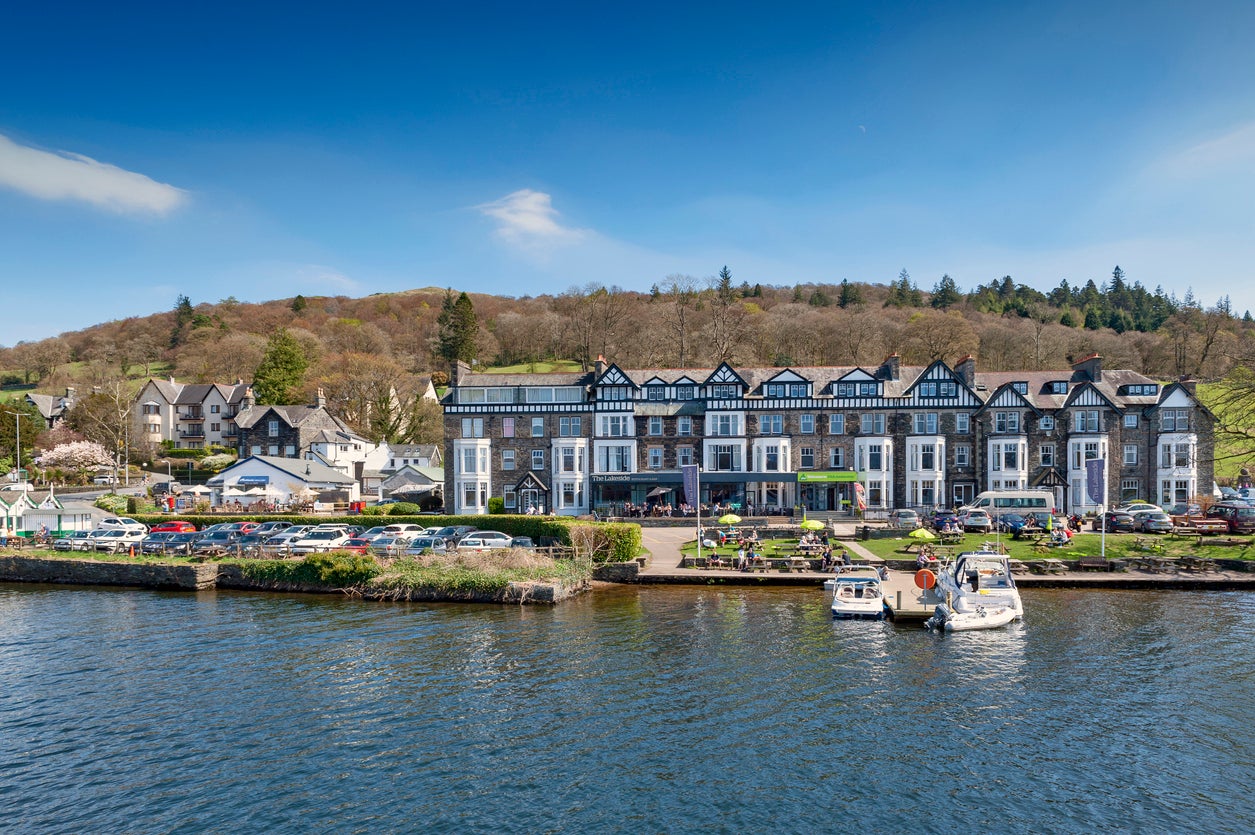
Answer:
[289, 530, 352, 555]
[457, 534, 513, 552]
[97, 517, 148, 533]
[262, 526, 312, 555]
[94, 529, 147, 553]
[383, 523, 426, 536]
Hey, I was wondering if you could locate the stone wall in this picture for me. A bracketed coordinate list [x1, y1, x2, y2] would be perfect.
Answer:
[0, 557, 217, 590]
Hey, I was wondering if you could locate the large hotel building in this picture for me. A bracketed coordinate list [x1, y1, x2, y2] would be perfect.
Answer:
[441, 353, 1213, 518]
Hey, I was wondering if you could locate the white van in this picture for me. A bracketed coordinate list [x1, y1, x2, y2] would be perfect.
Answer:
[960, 490, 1055, 517]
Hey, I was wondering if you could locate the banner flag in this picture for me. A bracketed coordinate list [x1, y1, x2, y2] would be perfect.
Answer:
[1085, 458, 1106, 506]
[681, 464, 699, 508]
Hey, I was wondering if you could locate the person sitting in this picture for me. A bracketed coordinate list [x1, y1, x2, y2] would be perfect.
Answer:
[916, 547, 938, 569]
[820, 548, 834, 571]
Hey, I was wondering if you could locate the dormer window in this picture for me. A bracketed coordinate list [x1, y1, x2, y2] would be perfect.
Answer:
[765, 383, 786, 398]
[858, 382, 878, 396]
[676, 385, 694, 400]
[1049, 381, 1068, 395]
[836, 383, 855, 397]
[647, 385, 665, 401]
[1012, 382, 1028, 395]
[789, 383, 808, 398]
[710, 384, 739, 399]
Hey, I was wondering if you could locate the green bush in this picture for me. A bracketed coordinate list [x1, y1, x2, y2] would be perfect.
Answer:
[569, 521, 641, 562]
[387, 502, 423, 515]
[488, 497, 505, 514]
[359, 505, 386, 516]
[303, 552, 380, 586]
[126, 496, 138, 514]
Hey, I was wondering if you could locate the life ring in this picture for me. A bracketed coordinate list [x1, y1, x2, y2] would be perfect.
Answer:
[914, 568, 937, 589]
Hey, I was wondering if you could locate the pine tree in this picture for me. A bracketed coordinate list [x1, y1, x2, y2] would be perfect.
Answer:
[930, 274, 961, 309]
[291, 294, 307, 313]
[170, 294, 194, 347]
[837, 279, 863, 308]
[252, 329, 309, 404]
[437, 289, 479, 364]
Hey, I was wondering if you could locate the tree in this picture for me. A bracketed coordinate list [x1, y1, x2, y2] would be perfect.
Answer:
[39, 440, 113, 480]
[62, 383, 133, 469]
[837, 279, 864, 309]
[0, 400, 43, 475]
[253, 329, 309, 404]
[436, 290, 478, 364]
[654, 274, 702, 366]
[930, 274, 962, 309]
[705, 266, 748, 364]
[171, 295, 195, 347]
[291, 294, 308, 314]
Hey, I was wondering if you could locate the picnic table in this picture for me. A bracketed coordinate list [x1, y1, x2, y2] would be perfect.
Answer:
[1128, 556, 1177, 573]
[1178, 556, 1218, 572]
[938, 531, 963, 545]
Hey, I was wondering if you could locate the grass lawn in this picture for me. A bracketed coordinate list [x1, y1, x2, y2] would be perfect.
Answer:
[856, 530, 1255, 562]
[485, 360, 584, 374]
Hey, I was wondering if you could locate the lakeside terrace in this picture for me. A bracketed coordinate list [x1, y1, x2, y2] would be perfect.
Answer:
[635, 522, 1255, 590]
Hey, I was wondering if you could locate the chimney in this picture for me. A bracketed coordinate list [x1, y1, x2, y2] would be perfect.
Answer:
[315, 387, 327, 408]
[1178, 375, 1198, 395]
[595, 354, 607, 377]
[955, 355, 976, 388]
[451, 360, 471, 386]
[1072, 353, 1103, 383]
[877, 352, 901, 381]
[241, 387, 255, 409]
[65, 386, 76, 400]
[169, 375, 176, 384]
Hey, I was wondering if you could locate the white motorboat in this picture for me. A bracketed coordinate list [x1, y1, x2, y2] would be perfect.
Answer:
[925, 550, 1023, 632]
[827, 568, 886, 620]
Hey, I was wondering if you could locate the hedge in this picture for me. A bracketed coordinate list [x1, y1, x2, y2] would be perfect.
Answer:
[128, 513, 641, 562]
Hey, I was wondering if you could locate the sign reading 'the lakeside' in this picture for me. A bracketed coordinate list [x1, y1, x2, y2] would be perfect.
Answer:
[1085, 459, 1106, 506]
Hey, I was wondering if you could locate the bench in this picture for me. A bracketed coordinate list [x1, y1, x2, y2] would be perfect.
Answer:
[1075, 555, 1109, 571]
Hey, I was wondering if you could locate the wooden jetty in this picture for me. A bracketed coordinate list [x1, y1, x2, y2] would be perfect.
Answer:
[880, 570, 944, 621]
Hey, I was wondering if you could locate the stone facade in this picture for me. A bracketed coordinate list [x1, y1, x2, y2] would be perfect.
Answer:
[442, 354, 1215, 517]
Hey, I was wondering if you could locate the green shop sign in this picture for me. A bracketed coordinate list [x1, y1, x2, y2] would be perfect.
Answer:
[796, 471, 860, 483]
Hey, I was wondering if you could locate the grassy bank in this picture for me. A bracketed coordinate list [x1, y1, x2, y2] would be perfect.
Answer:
[855, 531, 1255, 562]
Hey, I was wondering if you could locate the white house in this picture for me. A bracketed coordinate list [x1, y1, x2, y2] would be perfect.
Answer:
[206, 455, 359, 507]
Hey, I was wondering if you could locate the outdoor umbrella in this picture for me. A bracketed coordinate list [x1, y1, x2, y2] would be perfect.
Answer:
[646, 486, 670, 498]
[908, 527, 936, 540]
[799, 519, 825, 531]
[718, 513, 742, 525]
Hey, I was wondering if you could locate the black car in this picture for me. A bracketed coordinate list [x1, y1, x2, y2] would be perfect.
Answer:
[1093, 512, 1136, 533]
[433, 525, 478, 545]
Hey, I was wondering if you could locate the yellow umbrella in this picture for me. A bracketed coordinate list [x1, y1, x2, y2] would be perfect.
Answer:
[908, 527, 936, 540]
[799, 519, 825, 531]
[718, 514, 742, 525]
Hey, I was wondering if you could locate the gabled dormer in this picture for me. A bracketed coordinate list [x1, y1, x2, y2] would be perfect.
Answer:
[829, 368, 880, 399]
[904, 360, 980, 406]
[1062, 381, 1119, 412]
[761, 368, 812, 399]
[593, 363, 638, 403]
[703, 362, 747, 400]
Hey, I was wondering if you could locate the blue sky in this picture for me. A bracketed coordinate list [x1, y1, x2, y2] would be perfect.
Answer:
[3, 1, 1255, 345]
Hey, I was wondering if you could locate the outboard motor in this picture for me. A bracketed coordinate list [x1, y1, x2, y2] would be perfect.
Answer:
[925, 603, 953, 631]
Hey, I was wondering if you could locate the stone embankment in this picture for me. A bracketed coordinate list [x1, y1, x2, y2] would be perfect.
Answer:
[0, 556, 587, 604]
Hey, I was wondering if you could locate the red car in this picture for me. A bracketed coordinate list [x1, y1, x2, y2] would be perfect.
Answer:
[340, 537, 372, 555]
[150, 520, 197, 533]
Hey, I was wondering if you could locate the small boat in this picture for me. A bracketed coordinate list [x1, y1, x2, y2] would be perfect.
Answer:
[925, 550, 1023, 632]
[827, 568, 886, 620]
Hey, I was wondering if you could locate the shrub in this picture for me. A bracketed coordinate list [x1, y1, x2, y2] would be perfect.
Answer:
[359, 505, 386, 516]
[488, 497, 505, 514]
[387, 502, 423, 515]
[303, 552, 380, 587]
[569, 522, 640, 562]
[126, 497, 138, 514]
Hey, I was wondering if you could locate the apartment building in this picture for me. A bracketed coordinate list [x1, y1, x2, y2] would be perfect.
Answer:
[442, 353, 1214, 518]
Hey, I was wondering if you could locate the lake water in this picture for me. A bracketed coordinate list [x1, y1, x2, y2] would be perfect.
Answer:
[2, 583, 1253, 834]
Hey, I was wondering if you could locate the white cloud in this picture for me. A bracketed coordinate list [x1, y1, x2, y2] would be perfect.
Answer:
[0, 132, 186, 215]
[1146, 121, 1255, 181]
[476, 189, 585, 247]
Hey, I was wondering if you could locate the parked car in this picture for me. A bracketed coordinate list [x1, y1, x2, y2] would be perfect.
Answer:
[509, 536, 536, 549]
[140, 532, 176, 554]
[359, 526, 391, 542]
[457, 535, 513, 552]
[192, 530, 241, 556]
[1132, 510, 1173, 534]
[1117, 502, 1162, 516]
[92, 474, 117, 485]
[262, 526, 312, 555]
[468, 530, 513, 545]
[53, 531, 94, 552]
[931, 510, 959, 530]
[221, 521, 260, 534]
[340, 537, 373, 555]
[432, 525, 477, 546]
[887, 509, 920, 529]
[289, 529, 352, 555]
[957, 510, 993, 533]
[404, 536, 449, 556]
[95, 529, 147, 553]
[383, 524, 426, 537]
[1092, 511, 1136, 533]
[162, 532, 202, 556]
[150, 520, 197, 533]
[151, 481, 182, 496]
[368, 535, 410, 556]
[251, 521, 293, 536]
[995, 513, 1028, 534]
[97, 517, 148, 533]
[1206, 502, 1255, 534]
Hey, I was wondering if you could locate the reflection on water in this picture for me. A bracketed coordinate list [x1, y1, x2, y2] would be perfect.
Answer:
[1, 584, 1253, 833]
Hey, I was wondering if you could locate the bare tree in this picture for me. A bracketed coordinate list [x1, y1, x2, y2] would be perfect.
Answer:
[653, 275, 703, 367]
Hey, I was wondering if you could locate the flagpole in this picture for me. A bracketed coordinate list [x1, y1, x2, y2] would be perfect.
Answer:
[696, 466, 702, 563]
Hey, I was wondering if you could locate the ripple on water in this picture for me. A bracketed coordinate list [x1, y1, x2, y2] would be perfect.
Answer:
[1, 584, 1254, 833]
